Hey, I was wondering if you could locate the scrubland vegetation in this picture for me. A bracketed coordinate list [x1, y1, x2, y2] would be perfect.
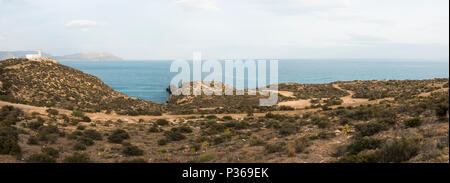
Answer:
[0, 59, 448, 163]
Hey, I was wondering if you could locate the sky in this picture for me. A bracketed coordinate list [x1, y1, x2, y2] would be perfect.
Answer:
[0, 0, 449, 60]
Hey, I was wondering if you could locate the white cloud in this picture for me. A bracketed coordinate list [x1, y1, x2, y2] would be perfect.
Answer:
[0, 35, 5, 40]
[65, 20, 99, 29]
[176, 0, 220, 11]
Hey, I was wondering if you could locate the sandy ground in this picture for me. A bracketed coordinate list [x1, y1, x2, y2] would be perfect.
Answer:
[278, 91, 294, 97]
[277, 99, 311, 109]
[418, 88, 449, 97]
[0, 83, 444, 123]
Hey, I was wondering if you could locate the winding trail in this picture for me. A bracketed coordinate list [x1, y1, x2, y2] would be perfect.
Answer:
[1, 83, 446, 123]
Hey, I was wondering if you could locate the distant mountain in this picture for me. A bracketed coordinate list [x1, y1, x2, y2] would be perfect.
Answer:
[0, 51, 52, 60]
[0, 51, 123, 61]
[54, 52, 123, 61]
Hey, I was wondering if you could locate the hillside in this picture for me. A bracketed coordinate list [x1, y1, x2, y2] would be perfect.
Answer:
[0, 58, 448, 163]
[0, 59, 164, 115]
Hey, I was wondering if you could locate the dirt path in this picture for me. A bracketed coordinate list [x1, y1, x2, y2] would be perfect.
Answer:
[3, 82, 440, 123]
[418, 88, 449, 97]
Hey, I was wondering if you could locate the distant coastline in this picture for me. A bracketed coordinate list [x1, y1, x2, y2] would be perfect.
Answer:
[60, 60, 449, 103]
[0, 51, 123, 61]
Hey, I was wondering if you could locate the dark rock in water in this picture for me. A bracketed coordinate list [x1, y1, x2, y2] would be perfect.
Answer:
[166, 86, 172, 94]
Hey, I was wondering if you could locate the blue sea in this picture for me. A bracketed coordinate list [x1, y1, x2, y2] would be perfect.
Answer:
[60, 60, 449, 103]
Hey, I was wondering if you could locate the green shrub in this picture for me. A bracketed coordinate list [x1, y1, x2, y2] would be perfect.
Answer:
[28, 119, 44, 130]
[355, 122, 388, 137]
[279, 124, 298, 136]
[158, 138, 168, 146]
[312, 131, 337, 139]
[121, 158, 147, 163]
[171, 126, 192, 133]
[107, 129, 130, 143]
[339, 137, 420, 163]
[71, 110, 84, 118]
[73, 143, 87, 151]
[46, 109, 59, 116]
[317, 119, 331, 129]
[347, 137, 383, 155]
[156, 119, 169, 126]
[197, 152, 216, 162]
[83, 129, 103, 140]
[0, 126, 21, 155]
[377, 138, 420, 163]
[404, 118, 423, 128]
[26, 153, 56, 163]
[0, 106, 22, 126]
[77, 125, 86, 130]
[338, 152, 380, 163]
[222, 116, 233, 120]
[164, 131, 186, 141]
[82, 116, 91, 122]
[63, 152, 91, 163]
[293, 137, 311, 153]
[206, 115, 217, 119]
[41, 147, 59, 158]
[148, 127, 160, 133]
[264, 143, 285, 154]
[435, 104, 449, 117]
[213, 134, 232, 145]
[122, 143, 144, 156]
[27, 135, 39, 145]
[249, 136, 266, 146]
[37, 125, 59, 143]
[77, 136, 94, 146]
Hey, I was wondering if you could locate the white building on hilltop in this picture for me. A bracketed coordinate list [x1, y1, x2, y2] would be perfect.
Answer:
[25, 50, 42, 60]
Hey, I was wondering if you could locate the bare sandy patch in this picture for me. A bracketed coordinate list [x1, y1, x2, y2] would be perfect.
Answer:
[277, 99, 311, 109]
[278, 91, 294, 97]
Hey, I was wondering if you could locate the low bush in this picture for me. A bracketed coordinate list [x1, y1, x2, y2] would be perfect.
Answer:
[108, 129, 130, 143]
[264, 143, 285, 154]
[249, 136, 266, 146]
[158, 138, 168, 146]
[377, 138, 420, 163]
[73, 143, 87, 151]
[26, 153, 56, 163]
[355, 122, 388, 137]
[222, 116, 233, 120]
[404, 118, 423, 128]
[46, 109, 59, 116]
[28, 119, 44, 130]
[27, 135, 39, 145]
[81, 116, 91, 122]
[0, 126, 21, 155]
[164, 131, 186, 141]
[347, 137, 383, 155]
[63, 152, 91, 163]
[205, 115, 218, 120]
[148, 127, 161, 133]
[156, 119, 169, 126]
[77, 136, 94, 146]
[278, 124, 298, 136]
[122, 143, 144, 156]
[82, 129, 103, 140]
[41, 147, 59, 158]
[71, 110, 85, 118]
[121, 158, 147, 163]
[171, 126, 192, 133]
[292, 137, 311, 153]
[197, 152, 216, 162]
